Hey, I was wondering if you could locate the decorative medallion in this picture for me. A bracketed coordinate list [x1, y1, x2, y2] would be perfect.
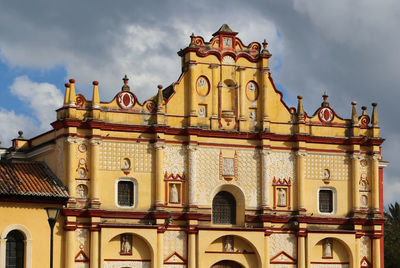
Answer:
[221, 56, 235, 65]
[146, 100, 156, 113]
[360, 115, 370, 128]
[78, 168, 87, 179]
[79, 158, 86, 165]
[198, 105, 206, 118]
[117, 91, 135, 109]
[196, 76, 210, 96]
[246, 81, 259, 101]
[78, 143, 87, 153]
[76, 94, 86, 108]
[318, 107, 334, 123]
[76, 184, 88, 199]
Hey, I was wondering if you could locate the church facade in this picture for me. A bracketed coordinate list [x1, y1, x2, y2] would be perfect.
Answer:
[0, 25, 387, 268]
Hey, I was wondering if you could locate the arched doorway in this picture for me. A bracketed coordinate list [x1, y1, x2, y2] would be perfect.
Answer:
[6, 230, 24, 268]
[212, 260, 243, 268]
[212, 191, 236, 224]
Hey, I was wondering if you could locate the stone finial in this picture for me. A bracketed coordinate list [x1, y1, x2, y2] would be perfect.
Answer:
[297, 95, 305, 122]
[92, 81, 100, 108]
[157, 85, 163, 112]
[18, 130, 24, 138]
[63, 83, 70, 106]
[122, 75, 130, 91]
[372, 103, 378, 127]
[321, 92, 329, 107]
[351, 101, 358, 126]
[361, 106, 367, 116]
[261, 39, 271, 56]
[68, 79, 76, 105]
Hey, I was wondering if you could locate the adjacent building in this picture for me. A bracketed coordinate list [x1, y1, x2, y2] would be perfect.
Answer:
[0, 25, 388, 268]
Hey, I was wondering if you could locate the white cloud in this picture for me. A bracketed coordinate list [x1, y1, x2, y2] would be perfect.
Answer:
[0, 108, 39, 147]
[9, 76, 63, 129]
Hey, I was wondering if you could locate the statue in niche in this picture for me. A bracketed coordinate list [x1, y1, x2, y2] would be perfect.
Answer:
[361, 195, 368, 207]
[76, 184, 88, 199]
[323, 239, 332, 258]
[360, 181, 367, 191]
[278, 188, 286, 206]
[323, 169, 330, 180]
[121, 234, 132, 254]
[122, 158, 130, 170]
[170, 184, 179, 203]
[223, 236, 234, 252]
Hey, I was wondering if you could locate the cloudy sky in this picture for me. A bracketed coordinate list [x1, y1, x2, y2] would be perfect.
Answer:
[0, 0, 398, 205]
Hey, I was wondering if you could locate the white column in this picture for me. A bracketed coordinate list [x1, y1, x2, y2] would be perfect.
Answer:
[261, 149, 271, 208]
[187, 145, 198, 207]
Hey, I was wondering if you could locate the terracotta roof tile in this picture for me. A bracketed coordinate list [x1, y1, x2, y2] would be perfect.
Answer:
[0, 161, 69, 200]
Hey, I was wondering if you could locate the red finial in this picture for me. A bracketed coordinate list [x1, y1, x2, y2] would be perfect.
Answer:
[93, 81, 99, 85]
[69, 78, 75, 83]
[65, 83, 70, 88]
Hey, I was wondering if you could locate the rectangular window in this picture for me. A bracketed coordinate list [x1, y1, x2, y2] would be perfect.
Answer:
[118, 181, 133, 207]
[319, 190, 333, 213]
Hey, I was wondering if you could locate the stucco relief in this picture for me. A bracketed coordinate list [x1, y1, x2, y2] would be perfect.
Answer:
[76, 228, 88, 246]
[269, 233, 297, 259]
[270, 265, 296, 268]
[310, 265, 348, 268]
[164, 231, 187, 259]
[305, 153, 350, 180]
[194, 147, 259, 207]
[237, 150, 260, 207]
[195, 148, 219, 205]
[164, 265, 186, 268]
[103, 261, 150, 268]
[360, 236, 371, 261]
[267, 151, 295, 183]
[98, 142, 152, 172]
[164, 145, 187, 175]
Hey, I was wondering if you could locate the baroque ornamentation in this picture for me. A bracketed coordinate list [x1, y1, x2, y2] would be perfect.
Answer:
[305, 153, 349, 180]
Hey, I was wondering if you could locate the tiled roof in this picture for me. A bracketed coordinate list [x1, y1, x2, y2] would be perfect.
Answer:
[0, 161, 69, 201]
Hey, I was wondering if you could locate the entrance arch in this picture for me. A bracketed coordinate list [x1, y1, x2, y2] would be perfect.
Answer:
[212, 260, 244, 268]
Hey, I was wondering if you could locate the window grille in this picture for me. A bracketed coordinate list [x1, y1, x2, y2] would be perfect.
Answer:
[319, 190, 333, 213]
[6, 230, 24, 268]
[118, 181, 134, 206]
[212, 191, 236, 224]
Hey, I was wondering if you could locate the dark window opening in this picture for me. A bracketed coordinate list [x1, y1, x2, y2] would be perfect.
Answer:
[319, 190, 333, 213]
[118, 181, 134, 206]
[6, 230, 24, 268]
[212, 191, 236, 224]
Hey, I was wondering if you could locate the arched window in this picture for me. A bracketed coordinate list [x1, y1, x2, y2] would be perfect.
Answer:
[212, 191, 236, 224]
[6, 230, 24, 268]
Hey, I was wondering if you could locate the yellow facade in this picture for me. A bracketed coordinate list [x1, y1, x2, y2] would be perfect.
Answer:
[0, 25, 388, 268]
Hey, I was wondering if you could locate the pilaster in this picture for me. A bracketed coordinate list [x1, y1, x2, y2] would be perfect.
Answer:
[155, 141, 166, 208]
[237, 67, 248, 131]
[210, 64, 219, 130]
[188, 61, 198, 127]
[296, 150, 307, 213]
[187, 144, 198, 209]
[371, 153, 381, 215]
[90, 218, 100, 268]
[261, 148, 272, 211]
[261, 68, 270, 131]
[351, 153, 362, 213]
[90, 138, 102, 208]
[66, 136, 78, 207]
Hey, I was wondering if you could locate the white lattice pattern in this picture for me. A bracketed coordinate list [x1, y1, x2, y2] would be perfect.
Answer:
[305, 153, 350, 180]
[104, 261, 150, 268]
[164, 146, 187, 175]
[270, 265, 296, 268]
[267, 151, 296, 183]
[360, 236, 371, 261]
[98, 142, 152, 172]
[269, 233, 297, 259]
[195, 147, 219, 205]
[311, 265, 348, 268]
[237, 150, 260, 207]
[164, 231, 187, 258]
